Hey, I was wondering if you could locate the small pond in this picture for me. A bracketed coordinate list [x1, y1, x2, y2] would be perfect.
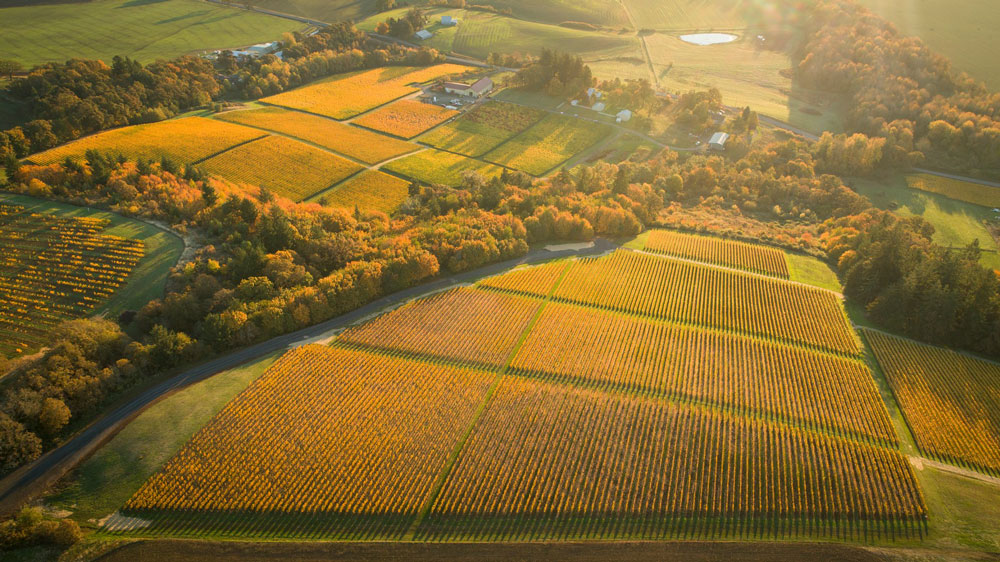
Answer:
[679, 33, 738, 46]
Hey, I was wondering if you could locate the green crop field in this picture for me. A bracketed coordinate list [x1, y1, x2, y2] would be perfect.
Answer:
[646, 33, 842, 134]
[857, 0, 1000, 90]
[906, 173, 1000, 209]
[383, 148, 505, 186]
[852, 175, 1000, 270]
[359, 8, 635, 59]
[484, 113, 612, 175]
[0, 0, 304, 69]
[470, 0, 628, 27]
[420, 101, 546, 157]
[249, 0, 373, 26]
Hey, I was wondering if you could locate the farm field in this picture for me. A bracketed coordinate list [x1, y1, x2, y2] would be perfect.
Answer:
[463, 0, 628, 28]
[352, 99, 457, 139]
[857, 0, 1000, 90]
[484, 113, 612, 175]
[215, 106, 417, 164]
[906, 173, 1000, 209]
[249, 0, 372, 26]
[120, 345, 495, 538]
[0, 0, 303, 69]
[646, 33, 842, 134]
[260, 65, 471, 120]
[851, 175, 1000, 270]
[314, 170, 411, 214]
[0, 202, 144, 357]
[383, 148, 505, 186]
[420, 102, 545, 157]
[643, 229, 790, 278]
[358, 8, 636, 60]
[200, 136, 362, 201]
[339, 288, 542, 367]
[621, 0, 750, 31]
[26, 117, 264, 166]
[865, 329, 1000, 476]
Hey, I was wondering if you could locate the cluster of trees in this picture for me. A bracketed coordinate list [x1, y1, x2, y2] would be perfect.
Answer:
[673, 89, 724, 133]
[0, 23, 443, 162]
[509, 49, 593, 97]
[374, 8, 428, 39]
[0, 507, 81, 550]
[797, 0, 1000, 177]
[823, 211, 1000, 355]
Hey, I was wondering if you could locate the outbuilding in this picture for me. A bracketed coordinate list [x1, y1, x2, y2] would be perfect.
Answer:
[441, 15, 457, 26]
[591, 102, 606, 112]
[414, 29, 433, 40]
[616, 109, 632, 123]
[443, 76, 493, 97]
[709, 132, 729, 151]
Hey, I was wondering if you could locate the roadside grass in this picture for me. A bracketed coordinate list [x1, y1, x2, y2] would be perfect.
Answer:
[358, 7, 635, 60]
[383, 149, 505, 186]
[647, 33, 843, 134]
[857, 0, 1000, 90]
[0, 0, 303, 69]
[200, 135, 362, 202]
[851, 175, 1000, 270]
[785, 253, 841, 293]
[44, 352, 280, 526]
[0, 193, 183, 316]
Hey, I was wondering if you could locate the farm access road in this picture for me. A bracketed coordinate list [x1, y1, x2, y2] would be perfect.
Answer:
[0, 238, 619, 518]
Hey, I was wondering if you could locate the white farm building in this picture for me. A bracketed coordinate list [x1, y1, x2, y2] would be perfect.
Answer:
[709, 132, 729, 151]
[443, 77, 493, 97]
[414, 29, 433, 40]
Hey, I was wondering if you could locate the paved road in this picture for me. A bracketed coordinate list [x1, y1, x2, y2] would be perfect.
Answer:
[0, 239, 618, 518]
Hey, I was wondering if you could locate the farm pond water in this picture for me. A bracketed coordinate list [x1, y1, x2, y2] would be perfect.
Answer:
[679, 33, 738, 45]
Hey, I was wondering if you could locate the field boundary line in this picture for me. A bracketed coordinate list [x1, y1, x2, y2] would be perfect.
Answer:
[190, 134, 269, 166]
[207, 114, 377, 168]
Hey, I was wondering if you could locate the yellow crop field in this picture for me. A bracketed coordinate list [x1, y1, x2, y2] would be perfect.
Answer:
[123, 345, 494, 538]
[200, 136, 362, 201]
[339, 287, 541, 367]
[544, 251, 858, 354]
[420, 101, 545, 156]
[318, 171, 411, 214]
[512, 302, 895, 443]
[260, 64, 470, 120]
[0, 203, 143, 357]
[865, 329, 1000, 475]
[353, 99, 458, 139]
[644, 229, 789, 278]
[906, 173, 1000, 209]
[484, 113, 612, 175]
[479, 261, 570, 297]
[423, 376, 925, 539]
[383, 148, 505, 187]
[215, 107, 417, 164]
[28, 117, 263, 165]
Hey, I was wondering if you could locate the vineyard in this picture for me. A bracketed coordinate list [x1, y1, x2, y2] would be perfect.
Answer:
[483, 113, 612, 175]
[353, 99, 458, 139]
[317, 171, 411, 214]
[383, 148, 505, 187]
[260, 64, 470, 120]
[28, 117, 263, 165]
[215, 107, 417, 164]
[496, 251, 859, 354]
[421, 102, 546, 157]
[644, 229, 789, 278]
[123, 345, 494, 538]
[0, 203, 144, 357]
[865, 329, 1000, 475]
[200, 136, 362, 201]
[118, 248, 923, 541]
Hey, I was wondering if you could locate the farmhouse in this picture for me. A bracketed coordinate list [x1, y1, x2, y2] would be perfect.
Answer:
[616, 109, 632, 123]
[414, 29, 433, 40]
[443, 77, 493, 97]
[441, 15, 457, 26]
[709, 132, 729, 151]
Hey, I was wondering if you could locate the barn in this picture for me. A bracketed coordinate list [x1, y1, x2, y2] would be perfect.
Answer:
[709, 132, 729, 151]
[414, 29, 433, 40]
[444, 77, 493, 97]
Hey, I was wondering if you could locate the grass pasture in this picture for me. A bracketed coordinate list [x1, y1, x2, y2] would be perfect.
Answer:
[484, 113, 612, 175]
[852, 175, 1000, 270]
[646, 33, 842, 134]
[352, 99, 458, 139]
[420, 101, 545, 157]
[906, 173, 1000, 209]
[461, 0, 628, 28]
[314, 170, 411, 214]
[215, 106, 417, 164]
[27, 117, 263, 166]
[622, 0, 750, 31]
[383, 148, 505, 186]
[261, 64, 471, 120]
[0, 0, 303, 69]
[200, 136, 362, 201]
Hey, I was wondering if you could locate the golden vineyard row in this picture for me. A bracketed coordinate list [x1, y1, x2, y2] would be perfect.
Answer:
[643, 229, 790, 278]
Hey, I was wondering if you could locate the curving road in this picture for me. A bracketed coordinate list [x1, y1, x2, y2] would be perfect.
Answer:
[0, 239, 619, 518]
